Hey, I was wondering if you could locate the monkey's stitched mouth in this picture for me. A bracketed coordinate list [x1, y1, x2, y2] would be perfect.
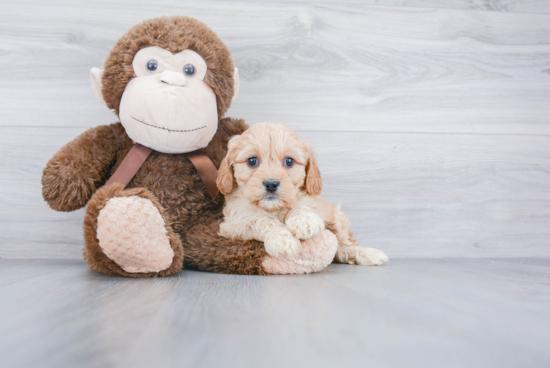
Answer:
[131, 116, 206, 133]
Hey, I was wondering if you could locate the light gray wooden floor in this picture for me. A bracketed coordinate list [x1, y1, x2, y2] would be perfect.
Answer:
[1, 258, 549, 368]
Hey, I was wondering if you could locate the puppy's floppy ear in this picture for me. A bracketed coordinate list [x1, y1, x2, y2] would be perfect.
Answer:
[305, 144, 322, 196]
[217, 135, 240, 195]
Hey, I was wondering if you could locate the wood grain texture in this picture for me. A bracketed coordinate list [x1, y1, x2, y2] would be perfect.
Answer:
[0, 1, 549, 259]
[1, 127, 549, 259]
[0, 259, 549, 368]
[0, 1, 549, 134]
[288, 0, 550, 14]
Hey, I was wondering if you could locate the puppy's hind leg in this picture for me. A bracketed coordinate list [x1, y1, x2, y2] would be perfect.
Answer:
[327, 204, 389, 266]
[336, 245, 388, 266]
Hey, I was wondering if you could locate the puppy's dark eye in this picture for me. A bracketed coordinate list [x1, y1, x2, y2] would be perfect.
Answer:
[147, 59, 158, 72]
[284, 157, 294, 167]
[183, 64, 196, 76]
[247, 157, 259, 167]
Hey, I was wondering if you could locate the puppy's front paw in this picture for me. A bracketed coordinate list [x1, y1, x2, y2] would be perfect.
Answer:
[264, 230, 302, 258]
[286, 212, 325, 240]
[355, 247, 389, 266]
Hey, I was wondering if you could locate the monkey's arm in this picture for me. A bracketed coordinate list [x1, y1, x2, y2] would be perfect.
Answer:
[42, 122, 130, 212]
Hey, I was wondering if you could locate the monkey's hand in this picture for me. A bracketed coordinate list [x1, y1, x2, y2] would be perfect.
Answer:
[42, 123, 129, 212]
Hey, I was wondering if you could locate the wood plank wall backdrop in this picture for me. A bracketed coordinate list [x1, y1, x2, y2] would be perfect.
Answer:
[0, 0, 549, 259]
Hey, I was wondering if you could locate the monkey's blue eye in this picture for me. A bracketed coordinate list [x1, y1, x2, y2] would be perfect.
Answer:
[247, 157, 259, 167]
[284, 157, 294, 167]
[147, 59, 158, 72]
[184, 64, 195, 76]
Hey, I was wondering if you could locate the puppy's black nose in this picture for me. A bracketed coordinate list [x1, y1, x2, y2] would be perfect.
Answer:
[263, 180, 280, 193]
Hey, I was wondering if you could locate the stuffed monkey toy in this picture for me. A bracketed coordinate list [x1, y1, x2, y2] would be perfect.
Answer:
[41, 16, 338, 277]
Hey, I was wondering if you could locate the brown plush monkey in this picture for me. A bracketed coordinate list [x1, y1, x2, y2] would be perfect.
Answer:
[41, 16, 338, 277]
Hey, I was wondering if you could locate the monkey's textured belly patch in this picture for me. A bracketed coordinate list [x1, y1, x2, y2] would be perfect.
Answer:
[97, 196, 174, 273]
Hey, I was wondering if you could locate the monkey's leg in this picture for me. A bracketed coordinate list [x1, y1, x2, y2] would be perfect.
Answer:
[182, 220, 268, 275]
[83, 183, 184, 277]
[183, 220, 338, 275]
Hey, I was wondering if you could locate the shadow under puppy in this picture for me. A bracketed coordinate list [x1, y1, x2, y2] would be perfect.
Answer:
[216, 122, 388, 266]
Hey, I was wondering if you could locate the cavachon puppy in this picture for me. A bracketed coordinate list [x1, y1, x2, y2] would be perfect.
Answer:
[216, 122, 389, 266]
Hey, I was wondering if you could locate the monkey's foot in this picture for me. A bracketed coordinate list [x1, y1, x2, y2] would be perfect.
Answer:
[84, 184, 184, 277]
[261, 230, 338, 274]
[97, 196, 174, 273]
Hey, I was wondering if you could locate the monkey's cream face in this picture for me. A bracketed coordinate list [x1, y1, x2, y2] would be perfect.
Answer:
[230, 124, 310, 212]
[118, 46, 218, 153]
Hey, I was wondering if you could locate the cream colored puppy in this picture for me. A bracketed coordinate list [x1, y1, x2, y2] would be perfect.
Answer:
[216, 122, 388, 266]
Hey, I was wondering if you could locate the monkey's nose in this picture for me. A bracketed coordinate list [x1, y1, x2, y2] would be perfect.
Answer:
[160, 70, 186, 86]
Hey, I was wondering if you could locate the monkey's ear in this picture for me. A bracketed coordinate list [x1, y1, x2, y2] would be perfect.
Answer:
[231, 67, 240, 105]
[90, 67, 107, 106]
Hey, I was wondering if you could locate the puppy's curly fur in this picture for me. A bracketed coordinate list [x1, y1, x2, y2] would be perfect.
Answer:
[217, 123, 389, 266]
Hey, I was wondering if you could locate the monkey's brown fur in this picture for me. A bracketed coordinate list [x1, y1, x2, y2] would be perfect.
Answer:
[42, 16, 267, 277]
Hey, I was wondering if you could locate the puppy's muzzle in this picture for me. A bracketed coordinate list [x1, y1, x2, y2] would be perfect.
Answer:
[263, 180, 280, 193]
